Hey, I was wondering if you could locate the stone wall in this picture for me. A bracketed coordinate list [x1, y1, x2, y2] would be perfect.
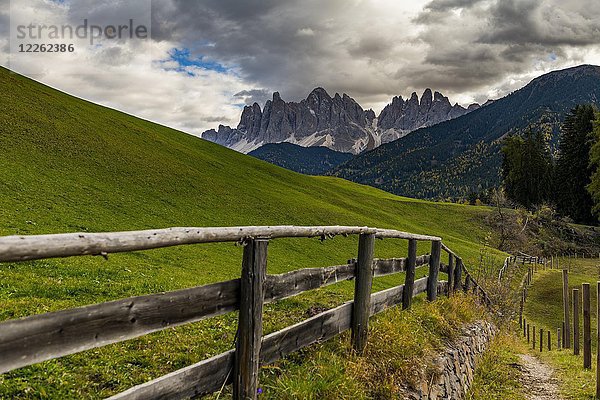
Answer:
[402, 320, 497, 400]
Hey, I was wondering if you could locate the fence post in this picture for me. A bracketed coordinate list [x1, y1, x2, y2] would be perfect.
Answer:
[563, 270, 571, 349]
[447, 253, 455, 297]
[427, 240, 442, 302]
[464, 273, 472, 293]
[234, 238, 268, 400]
[540, 328, 543, 352]
[558, 328, 561, 350]
[583, 283, 592, 369]
[574, 288, 580, 355]
[533, 325, 536, 349]
[351, 233, 375, 354]
[402, 239, 417, 310]
[454, 258, 463, 292]
[523, 318, 526, 337]
[527, 323, 530, 343]
[519, 296, 523, 329]
[548, 330, 551, 351]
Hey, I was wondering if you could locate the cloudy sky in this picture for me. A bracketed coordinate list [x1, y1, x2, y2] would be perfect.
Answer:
[2, 0, 600, 136]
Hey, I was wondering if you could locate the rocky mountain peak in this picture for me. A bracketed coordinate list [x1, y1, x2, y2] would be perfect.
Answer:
[272, 91, 283, 102]
[421, 89, 433, 107]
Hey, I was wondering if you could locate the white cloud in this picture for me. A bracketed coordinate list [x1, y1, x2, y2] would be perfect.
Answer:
[296, 28, 315, 37]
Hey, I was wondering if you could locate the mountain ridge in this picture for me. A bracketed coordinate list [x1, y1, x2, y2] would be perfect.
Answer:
[202, 87, 479, 154]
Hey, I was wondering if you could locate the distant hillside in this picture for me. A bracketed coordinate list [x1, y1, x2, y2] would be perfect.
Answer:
[249, 143, 353, 175]
[332, 65, 600, 200]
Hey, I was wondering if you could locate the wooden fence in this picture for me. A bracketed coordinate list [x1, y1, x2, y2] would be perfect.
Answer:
[0, 226, 491, 399]
[520, 263, 600, 398]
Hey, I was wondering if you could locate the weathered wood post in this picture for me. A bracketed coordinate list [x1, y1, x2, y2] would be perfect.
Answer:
[523, 318, 526, 337]
[351, 233, 375, 354]
[234, 238, 268, 400]
[427, 240, 441, 302]
[558, 328, 561, 350]
[447, 253, 455, 297]
[527, 323, 530, 343]
[402, 239, 417, 310]
[533, 325, 536, 349]
[453, 258, 463, 292]
[548, 330, 551, 351]
[464, 273, 472, 293]
[574, 288, 580, 355]
[519, 296, 523, 329]
[563, 270, 571, 349]
[597, 282, 600, 399]
[583, 283, 592, 369]
[540, 328, 543, 352]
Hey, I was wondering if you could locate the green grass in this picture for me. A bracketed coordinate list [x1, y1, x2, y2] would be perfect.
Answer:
[253, 294, 486, 400]
[523, 257, 600, 399]
[0, 67, 503, 398]
[467, 331, 525, 400]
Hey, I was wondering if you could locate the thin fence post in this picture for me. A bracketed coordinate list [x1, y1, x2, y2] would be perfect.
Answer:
[583, 283, 592, 369]
[233, 238, 268, 400]
[527, 323, 530, 343]
[558, 328, 561, 350]
[523, 318, 526, 337]
[464, 273, 472, 293]
[351, 233, 375, 354]
[427, 240, 441, 301]
[574, 288, 580, 355]
[519, 296, 523, 329]
[533, 325, 536, 349]
[563, 270, 571, 349]
[548, 330, 551, 351]
[454, 258, 463, 292]
[447, 253, 455, 297]
[402, 239, 417, 310]
[540, 328, 543, 352]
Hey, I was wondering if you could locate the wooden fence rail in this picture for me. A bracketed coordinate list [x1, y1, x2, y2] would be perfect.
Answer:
[0, 225, 489, 400]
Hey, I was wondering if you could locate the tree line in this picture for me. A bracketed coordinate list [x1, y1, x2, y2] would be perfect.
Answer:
[501, 105, 600, 225]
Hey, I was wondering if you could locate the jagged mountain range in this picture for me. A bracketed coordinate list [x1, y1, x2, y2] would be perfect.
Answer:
[202, 88, 481, 154]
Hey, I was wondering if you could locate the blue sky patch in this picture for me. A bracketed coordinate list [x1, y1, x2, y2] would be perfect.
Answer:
[163, 48, 229, 76]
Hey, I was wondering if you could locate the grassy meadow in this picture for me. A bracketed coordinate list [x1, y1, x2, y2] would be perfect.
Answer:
[522, 256, 600, 399]
[0, 67, 504, 398]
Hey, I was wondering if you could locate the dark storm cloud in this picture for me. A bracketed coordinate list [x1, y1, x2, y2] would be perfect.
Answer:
[480, 0, 600, 47]
[423, 0, 486, 12]
[410, 0, 600, 98]
[149, 0, 408, 103]
[234, 89, 272, 106]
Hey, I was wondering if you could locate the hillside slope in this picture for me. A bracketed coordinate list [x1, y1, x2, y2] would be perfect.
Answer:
[0, 67, 500, 398]
[332, 65, 600, 199]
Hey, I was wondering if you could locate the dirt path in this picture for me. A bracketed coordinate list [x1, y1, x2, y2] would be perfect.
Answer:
[516, 354, 563, 400]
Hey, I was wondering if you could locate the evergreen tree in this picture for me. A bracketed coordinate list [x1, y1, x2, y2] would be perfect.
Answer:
[587, 112, 600, 219]
[501, 128, 553, 208]
[555, 105, 597, 224]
